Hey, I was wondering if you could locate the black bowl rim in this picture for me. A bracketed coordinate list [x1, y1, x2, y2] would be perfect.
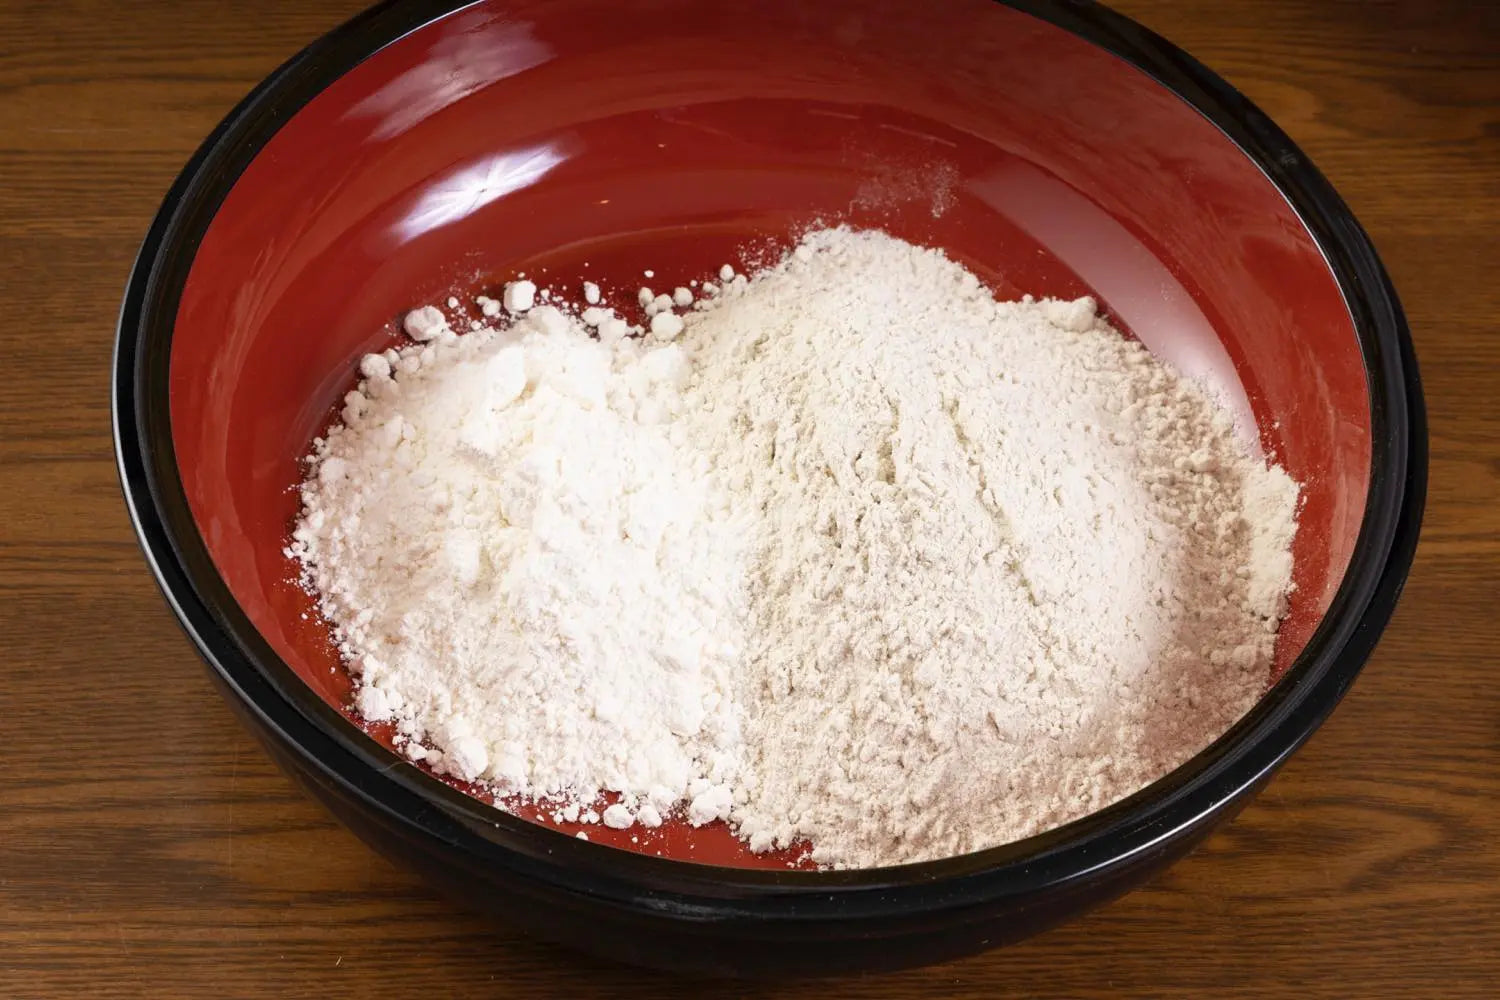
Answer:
[113, 0, 1425, 920]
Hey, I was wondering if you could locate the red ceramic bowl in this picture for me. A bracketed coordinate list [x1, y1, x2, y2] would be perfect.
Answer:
[114, 0, 1424, 975]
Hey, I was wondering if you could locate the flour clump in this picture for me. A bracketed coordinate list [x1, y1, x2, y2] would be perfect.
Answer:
[291, 227, 1299, 869]
[291, 304, 747, 828]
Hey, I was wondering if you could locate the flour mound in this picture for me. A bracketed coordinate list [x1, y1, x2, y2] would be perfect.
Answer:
[291, 227, 1299, 869]
[685, 229, 1297, 866]
[290, 305, 747, 825]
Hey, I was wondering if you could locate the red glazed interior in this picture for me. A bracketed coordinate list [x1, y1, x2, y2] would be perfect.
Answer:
[170, 0, 1371, 868]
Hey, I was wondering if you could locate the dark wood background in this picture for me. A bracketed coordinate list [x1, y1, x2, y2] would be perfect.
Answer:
[2, 1, 1496, 996]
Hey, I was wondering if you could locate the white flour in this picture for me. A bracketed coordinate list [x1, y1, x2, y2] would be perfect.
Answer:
[292, 305, 747, 825]
[291, 227, 1299, 869]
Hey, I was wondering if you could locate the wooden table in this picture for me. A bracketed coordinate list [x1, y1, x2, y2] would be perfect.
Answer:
[2, 1, 1495, 996]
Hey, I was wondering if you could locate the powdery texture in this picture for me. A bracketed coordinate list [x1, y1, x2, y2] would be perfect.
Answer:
[290, 304, 748, 826]
[684, 229, 1298, 866]
[292, 227, 1298, 868]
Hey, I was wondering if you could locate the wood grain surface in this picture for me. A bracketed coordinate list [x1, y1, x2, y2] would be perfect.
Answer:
[1, 1, 1496, 996]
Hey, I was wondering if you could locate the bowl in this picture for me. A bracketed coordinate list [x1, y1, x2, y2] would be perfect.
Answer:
[113, 0, 1425, 976]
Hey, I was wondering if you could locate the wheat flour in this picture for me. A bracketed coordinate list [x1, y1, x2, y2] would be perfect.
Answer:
[290, 227, 1299, 868]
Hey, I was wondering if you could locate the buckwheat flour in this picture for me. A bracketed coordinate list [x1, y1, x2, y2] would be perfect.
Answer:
[290, 226, 1299, 869]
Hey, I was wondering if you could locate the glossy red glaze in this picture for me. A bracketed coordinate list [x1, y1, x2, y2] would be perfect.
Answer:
[171, 0, 1371, 869]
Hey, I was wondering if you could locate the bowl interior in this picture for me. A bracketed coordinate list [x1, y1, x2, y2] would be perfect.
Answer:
[169, 0, 1371, 868]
